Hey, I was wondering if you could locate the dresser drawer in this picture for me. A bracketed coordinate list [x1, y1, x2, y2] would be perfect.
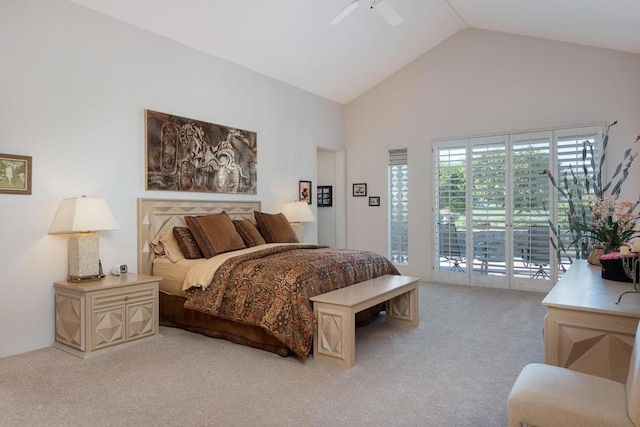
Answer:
[91, 285, 156, 309]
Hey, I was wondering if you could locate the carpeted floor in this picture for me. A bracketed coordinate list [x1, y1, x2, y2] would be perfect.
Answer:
[0, 282, 546, 427]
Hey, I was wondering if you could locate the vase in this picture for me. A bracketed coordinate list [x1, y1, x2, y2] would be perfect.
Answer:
[588, 248, 605, 266]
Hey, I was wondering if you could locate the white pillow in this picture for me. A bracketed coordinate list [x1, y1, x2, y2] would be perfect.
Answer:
[159, 230, 185, 263]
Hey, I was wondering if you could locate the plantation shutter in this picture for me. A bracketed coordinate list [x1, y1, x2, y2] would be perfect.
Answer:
[510, 131, 552, 280]
[553, 126, 603, 260]
[470, 136, 507, 276]
[434, 143, 468, 276]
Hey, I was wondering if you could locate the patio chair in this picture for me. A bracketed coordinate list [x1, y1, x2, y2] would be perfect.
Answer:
[473, 229, 505, 274]
[439, 222, 465, 272]
[521, 225, 550, 279]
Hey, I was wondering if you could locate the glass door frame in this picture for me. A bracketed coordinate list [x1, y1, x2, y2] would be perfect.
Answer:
[433, 134, 556, 293]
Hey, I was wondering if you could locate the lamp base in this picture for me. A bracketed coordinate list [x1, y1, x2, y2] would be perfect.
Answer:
[67, 274, 102, 283]
[68, 233, 100, 279]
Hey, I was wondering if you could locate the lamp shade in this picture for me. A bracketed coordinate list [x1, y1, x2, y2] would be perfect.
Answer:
[49, 196, 119, 234]
[281, 201, 315, 223]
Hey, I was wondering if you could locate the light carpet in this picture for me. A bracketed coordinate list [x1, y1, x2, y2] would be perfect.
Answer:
[0, 282, 546, 427]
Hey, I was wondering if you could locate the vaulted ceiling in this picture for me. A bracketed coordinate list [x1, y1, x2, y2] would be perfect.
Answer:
[66, 0, 640, 104]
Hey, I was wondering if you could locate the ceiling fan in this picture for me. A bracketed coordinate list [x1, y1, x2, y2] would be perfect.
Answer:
[329, 0, 403, 26]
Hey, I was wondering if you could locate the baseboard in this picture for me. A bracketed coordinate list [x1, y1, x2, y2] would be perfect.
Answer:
[0, 339, 54, 360]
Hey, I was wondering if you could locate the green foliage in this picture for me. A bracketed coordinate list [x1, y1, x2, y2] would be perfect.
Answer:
[438, 162, 466, 214]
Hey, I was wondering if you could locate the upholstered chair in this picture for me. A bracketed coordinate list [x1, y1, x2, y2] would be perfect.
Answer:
[507, 322, 640, 427]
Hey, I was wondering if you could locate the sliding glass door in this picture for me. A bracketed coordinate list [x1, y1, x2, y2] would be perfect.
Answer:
[434, 131, 556, 292]
[434, 125, 604, 292]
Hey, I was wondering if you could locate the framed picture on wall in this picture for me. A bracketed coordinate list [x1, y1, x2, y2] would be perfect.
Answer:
[317, 186, 333, 207]
[353, 183, 367, 197]
[0, 153, 32, 195]
[145, 109, 257, 194]
[369, 196, 380, 207]
[299, 180, 312, 204]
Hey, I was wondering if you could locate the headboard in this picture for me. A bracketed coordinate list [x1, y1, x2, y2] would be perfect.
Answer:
[137, 198, 261, 275]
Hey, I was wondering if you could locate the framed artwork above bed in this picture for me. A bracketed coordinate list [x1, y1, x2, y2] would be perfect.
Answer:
[145, 110, 257, 194]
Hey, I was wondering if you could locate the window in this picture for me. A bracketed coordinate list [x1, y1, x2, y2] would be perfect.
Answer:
[389, 148, 408, 264]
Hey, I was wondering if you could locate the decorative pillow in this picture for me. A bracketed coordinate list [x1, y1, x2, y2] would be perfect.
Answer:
[254, 211, 299, 243]
[149, 233, 165, 256]
[159, 230, 185, 263]
[185, 212, 246, 258]
[233, 219, 266, 247]
[173, 227, 204, 259]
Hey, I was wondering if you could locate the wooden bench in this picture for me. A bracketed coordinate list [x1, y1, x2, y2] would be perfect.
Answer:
[310, 274, 420, 368]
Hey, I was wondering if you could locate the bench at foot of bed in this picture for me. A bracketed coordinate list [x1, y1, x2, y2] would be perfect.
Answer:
[310, 274, 419, 368]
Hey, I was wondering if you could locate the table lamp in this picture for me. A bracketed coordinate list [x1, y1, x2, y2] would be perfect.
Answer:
[282, 201, 315, 242]
[49, 196, 119, 282]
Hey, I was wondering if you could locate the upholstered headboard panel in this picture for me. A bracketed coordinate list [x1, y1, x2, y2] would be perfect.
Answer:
[137, 198, 261, 275]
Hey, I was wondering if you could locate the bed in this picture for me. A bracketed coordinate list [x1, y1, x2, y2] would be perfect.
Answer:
[137, 198, 399, 359]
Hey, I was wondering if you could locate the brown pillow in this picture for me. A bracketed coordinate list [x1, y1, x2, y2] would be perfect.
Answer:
[233, 219, 266, 247]
[173, 227, 203, 259]
[254, 211, 299, 243]
[185, 212, 246, 258]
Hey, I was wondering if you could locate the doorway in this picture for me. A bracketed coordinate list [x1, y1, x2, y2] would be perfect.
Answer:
[316, 147, 346, 247]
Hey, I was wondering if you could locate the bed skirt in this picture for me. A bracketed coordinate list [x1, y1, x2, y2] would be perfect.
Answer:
[159, 291, 384, 357]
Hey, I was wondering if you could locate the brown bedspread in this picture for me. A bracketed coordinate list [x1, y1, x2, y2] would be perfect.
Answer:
[183, 244, 399, 359]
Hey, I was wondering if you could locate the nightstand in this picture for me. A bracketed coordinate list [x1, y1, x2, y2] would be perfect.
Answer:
[54, 274, 161, 358]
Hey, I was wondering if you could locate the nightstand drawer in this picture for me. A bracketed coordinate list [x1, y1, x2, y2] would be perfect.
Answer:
[91, 286, 155, 309]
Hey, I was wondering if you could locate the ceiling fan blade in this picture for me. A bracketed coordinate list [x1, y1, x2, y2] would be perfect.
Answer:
[329, 1, 361, 25]
[374, 1, 403, 26]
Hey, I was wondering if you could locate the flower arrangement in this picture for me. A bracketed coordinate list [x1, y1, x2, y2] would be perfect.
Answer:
[575, 196, 640, 252]
[545, 121, 640, 264]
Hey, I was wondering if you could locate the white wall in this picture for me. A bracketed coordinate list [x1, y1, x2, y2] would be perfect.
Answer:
[0, 0, 343, 357]
[345, 28, 640, 280]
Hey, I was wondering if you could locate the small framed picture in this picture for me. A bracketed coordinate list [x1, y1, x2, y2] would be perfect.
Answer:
[317, 186, 333, 207]
[299, 180, 312, 204]
[353, 183, 367, 197]
[0, 153, 32, 195]
[369, 196, 380, 207]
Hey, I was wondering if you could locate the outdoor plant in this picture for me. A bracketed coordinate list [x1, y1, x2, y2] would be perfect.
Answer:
[545, 121, 640, 264]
